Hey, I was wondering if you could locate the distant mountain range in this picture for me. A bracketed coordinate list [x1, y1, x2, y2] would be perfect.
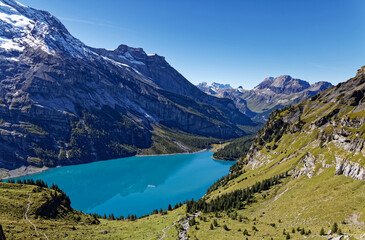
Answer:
[0, 0, 254, 173]
[197, 75, 333, 122]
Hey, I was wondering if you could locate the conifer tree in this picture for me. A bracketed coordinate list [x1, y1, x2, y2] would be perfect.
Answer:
[331, 222, 338, 234]
[213, 219, 218, 227]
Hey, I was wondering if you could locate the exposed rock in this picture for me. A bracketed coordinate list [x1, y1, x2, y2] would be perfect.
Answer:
[335, 160, 365, 181]
[291, 153, 316, 178]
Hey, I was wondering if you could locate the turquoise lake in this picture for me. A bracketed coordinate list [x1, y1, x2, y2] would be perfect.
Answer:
[15, 150, 234, 217]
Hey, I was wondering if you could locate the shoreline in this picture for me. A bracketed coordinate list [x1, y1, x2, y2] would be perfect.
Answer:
[0, 148, 211, 180]
[136, 148, 208, 157]
[0, 166, 49, 180]
[211, 156, 236, 162]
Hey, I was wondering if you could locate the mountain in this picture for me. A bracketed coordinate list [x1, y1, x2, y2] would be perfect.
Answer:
[0, 0, 254, 175]
[197, 75, 333, 122]
[186, 66, 365, 239]
[1, 66, 364, 240]
[197, 82, 232, 94]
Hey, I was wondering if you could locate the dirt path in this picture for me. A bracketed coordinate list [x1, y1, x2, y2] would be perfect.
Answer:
[159, 215, 184, 240]
[24, 193, 49, 240]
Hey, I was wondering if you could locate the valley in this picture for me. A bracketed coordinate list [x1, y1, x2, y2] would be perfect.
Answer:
[0, 0, 364, 239]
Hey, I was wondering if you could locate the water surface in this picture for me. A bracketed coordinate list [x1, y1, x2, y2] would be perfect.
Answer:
[16, 150, 234, 217]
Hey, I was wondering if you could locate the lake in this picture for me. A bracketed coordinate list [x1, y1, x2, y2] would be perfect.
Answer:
[14, 150, 234, 217]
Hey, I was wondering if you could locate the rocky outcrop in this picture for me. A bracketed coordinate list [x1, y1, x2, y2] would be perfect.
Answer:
[335, 160, 365, 181]
[291, 153, 317, 178]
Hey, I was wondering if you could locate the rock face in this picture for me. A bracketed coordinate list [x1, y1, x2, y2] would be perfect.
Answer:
[240, 66, 365, 182]
[335, 160, 365, 181]
[197, 76, 333, 122]
[0, 0, 255, 171]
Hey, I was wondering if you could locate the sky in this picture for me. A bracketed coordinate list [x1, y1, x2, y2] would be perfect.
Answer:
[20, 0, 365, 89]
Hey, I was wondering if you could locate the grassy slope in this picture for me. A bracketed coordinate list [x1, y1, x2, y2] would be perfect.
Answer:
[184, 69, 365, 239]
[188, 167, 365, 239]
[0, 182, 185, 239]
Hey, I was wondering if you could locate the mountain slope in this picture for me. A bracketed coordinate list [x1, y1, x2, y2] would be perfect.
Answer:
[0, 181, 186, 239]
[197, 75, 333, 122]
[0, 0, 254, 175]
[184, 66, 365, 239]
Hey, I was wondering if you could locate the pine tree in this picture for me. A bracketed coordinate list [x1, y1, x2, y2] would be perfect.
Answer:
[319, 227, 325, 236]
[331, 222, 338, 234]
[213, 219, 218, 227]
[292, 228, 295, 233]
[286, 233, 291, 239]
[300, 228, 305, 235]
[210, 223, 214, 230]
[168, 204, 172, 211]
[337, 228, 342, 235]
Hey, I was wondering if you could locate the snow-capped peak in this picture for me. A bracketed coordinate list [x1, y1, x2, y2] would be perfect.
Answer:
[0, 0, 94, 57]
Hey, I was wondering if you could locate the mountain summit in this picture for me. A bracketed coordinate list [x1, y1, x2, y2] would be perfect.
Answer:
[197, 76, 333, 122]
[254, 75, 311, 94]
[0, 0, 254, 173]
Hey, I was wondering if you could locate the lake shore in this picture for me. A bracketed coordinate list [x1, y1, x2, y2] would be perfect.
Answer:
[211, 156, 236, 162]
[2, 150, 234, 217]
[0, 148, 211, 180]
[136, 148, 208, 157]
[0, 165, 49, 180]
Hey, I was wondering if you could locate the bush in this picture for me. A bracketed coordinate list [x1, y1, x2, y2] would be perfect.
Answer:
[223, 224, 229, 231]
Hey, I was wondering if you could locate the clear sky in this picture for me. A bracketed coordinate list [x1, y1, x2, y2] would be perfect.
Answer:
[20, 0, 365, 89]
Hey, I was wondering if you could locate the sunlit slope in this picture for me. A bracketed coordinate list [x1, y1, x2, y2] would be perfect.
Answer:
[184, 66, 365, 239]
[0, 182, 186, 239]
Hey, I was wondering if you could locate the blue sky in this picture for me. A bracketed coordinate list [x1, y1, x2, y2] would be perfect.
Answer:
[21, 0, 365, 89]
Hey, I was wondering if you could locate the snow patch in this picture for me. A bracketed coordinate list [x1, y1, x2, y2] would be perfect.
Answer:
[0, 36, 23, 51]
[0, 12, 31, 27]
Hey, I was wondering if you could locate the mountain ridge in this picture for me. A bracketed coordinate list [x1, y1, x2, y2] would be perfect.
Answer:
[197, 75, 333, 122]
